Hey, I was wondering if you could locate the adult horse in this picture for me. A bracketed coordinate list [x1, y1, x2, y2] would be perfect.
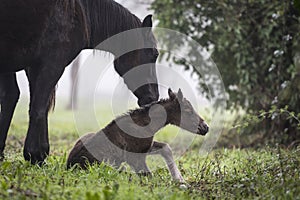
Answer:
[0, 0, 159, 164]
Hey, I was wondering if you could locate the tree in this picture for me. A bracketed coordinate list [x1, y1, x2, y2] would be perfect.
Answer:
[151, 0, 300, 145]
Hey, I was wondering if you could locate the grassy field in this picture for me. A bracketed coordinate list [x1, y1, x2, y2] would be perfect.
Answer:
[0, 99, 299, 199]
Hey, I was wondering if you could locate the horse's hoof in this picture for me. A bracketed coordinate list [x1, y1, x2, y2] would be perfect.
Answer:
[24, 151, 48, 165]
[0, 151, 4, 161]
[23, 146, 49, 165]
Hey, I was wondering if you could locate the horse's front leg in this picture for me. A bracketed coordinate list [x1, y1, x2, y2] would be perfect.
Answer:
[24, 65, 65, 164]
[0, 73, 20, 159]
[149, 141, 184, 183]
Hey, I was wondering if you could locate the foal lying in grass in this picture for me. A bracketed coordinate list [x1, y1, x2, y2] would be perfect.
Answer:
[67, 88, 209, 182]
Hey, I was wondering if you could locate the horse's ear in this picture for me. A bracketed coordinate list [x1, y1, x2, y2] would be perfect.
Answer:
[168, 88, 176, 100]
[177, 89, 183, 101]
[142, 15, 153, 27]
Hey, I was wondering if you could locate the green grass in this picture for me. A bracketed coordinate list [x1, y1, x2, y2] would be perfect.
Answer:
[0, 99, 299, 199]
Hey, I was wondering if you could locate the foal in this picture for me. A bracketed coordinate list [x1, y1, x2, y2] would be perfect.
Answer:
[67, 89, 209, 182]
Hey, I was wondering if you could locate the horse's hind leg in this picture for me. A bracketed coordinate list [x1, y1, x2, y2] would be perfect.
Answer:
[0, 73, 20, 159]
[24, 65, 65, 164]
[149, 141, 184, 182]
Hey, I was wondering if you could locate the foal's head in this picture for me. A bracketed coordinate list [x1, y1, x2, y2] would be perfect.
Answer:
[167, 89, 209, 135]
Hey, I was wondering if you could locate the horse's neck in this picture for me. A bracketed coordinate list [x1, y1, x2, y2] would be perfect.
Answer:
[82, 0, 141, 50]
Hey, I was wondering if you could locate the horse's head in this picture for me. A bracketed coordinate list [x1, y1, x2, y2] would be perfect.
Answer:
[167, 89, 209, 135]
[114, 15, 159, 106]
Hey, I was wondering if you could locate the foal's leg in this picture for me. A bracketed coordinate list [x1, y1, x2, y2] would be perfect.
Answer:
[0, 73, 20, 159]
[149, 141, 184, 182]
[24, 65, 65, 164]
[128, 155, 151, 176]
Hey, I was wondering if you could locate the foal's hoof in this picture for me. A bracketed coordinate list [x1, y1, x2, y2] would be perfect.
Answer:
[138, 171, 153, 178]
[179, 184, 189, 190]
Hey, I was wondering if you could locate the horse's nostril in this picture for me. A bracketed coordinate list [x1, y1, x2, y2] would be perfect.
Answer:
[199, 123, 209, 135]
[205, 124, 209, 133]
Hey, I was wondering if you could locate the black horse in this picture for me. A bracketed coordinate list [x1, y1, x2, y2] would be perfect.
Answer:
[0, 0, 159, 164]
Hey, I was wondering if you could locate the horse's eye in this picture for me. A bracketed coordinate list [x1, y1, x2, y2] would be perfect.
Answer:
[150, 51, 159, 62]
[152, 48, 159, 58]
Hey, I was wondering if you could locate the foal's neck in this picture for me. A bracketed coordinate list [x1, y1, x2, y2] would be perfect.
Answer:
[129, 99, 174, 132]
[101, 99, 176, 140]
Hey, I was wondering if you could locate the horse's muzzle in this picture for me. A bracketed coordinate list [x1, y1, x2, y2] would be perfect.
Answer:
[197, 122, 209, 135]
[138, 95, 158, 106]
[137, 83, 159, 106]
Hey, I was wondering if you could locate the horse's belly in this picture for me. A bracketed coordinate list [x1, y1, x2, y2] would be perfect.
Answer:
[0, 39, 35, 73]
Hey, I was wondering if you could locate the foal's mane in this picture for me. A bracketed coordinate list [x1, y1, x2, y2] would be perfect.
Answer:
[101, 97, 172, 133]
[115, 98, 172, 123]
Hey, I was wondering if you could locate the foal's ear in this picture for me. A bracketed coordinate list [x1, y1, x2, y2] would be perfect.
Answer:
[142, 15, 153, 27]
[177, 89, 183, 101]
[168, 88, 176, 100]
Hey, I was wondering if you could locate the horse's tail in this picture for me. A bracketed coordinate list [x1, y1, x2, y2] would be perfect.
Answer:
[75, 0, 90, 45]
[48, 87, 56, 113]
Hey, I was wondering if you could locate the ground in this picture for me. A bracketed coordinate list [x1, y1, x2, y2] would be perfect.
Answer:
[0, 99, 299, 199]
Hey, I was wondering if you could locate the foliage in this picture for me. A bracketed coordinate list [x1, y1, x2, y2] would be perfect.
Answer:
[151, 0, 300, 145]
[230, 105, 300, 147]
[233, 105, 300, 131]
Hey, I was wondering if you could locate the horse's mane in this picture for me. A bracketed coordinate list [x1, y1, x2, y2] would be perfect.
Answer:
[85, 0, 141, 29]
[62, 0, 142, 46]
